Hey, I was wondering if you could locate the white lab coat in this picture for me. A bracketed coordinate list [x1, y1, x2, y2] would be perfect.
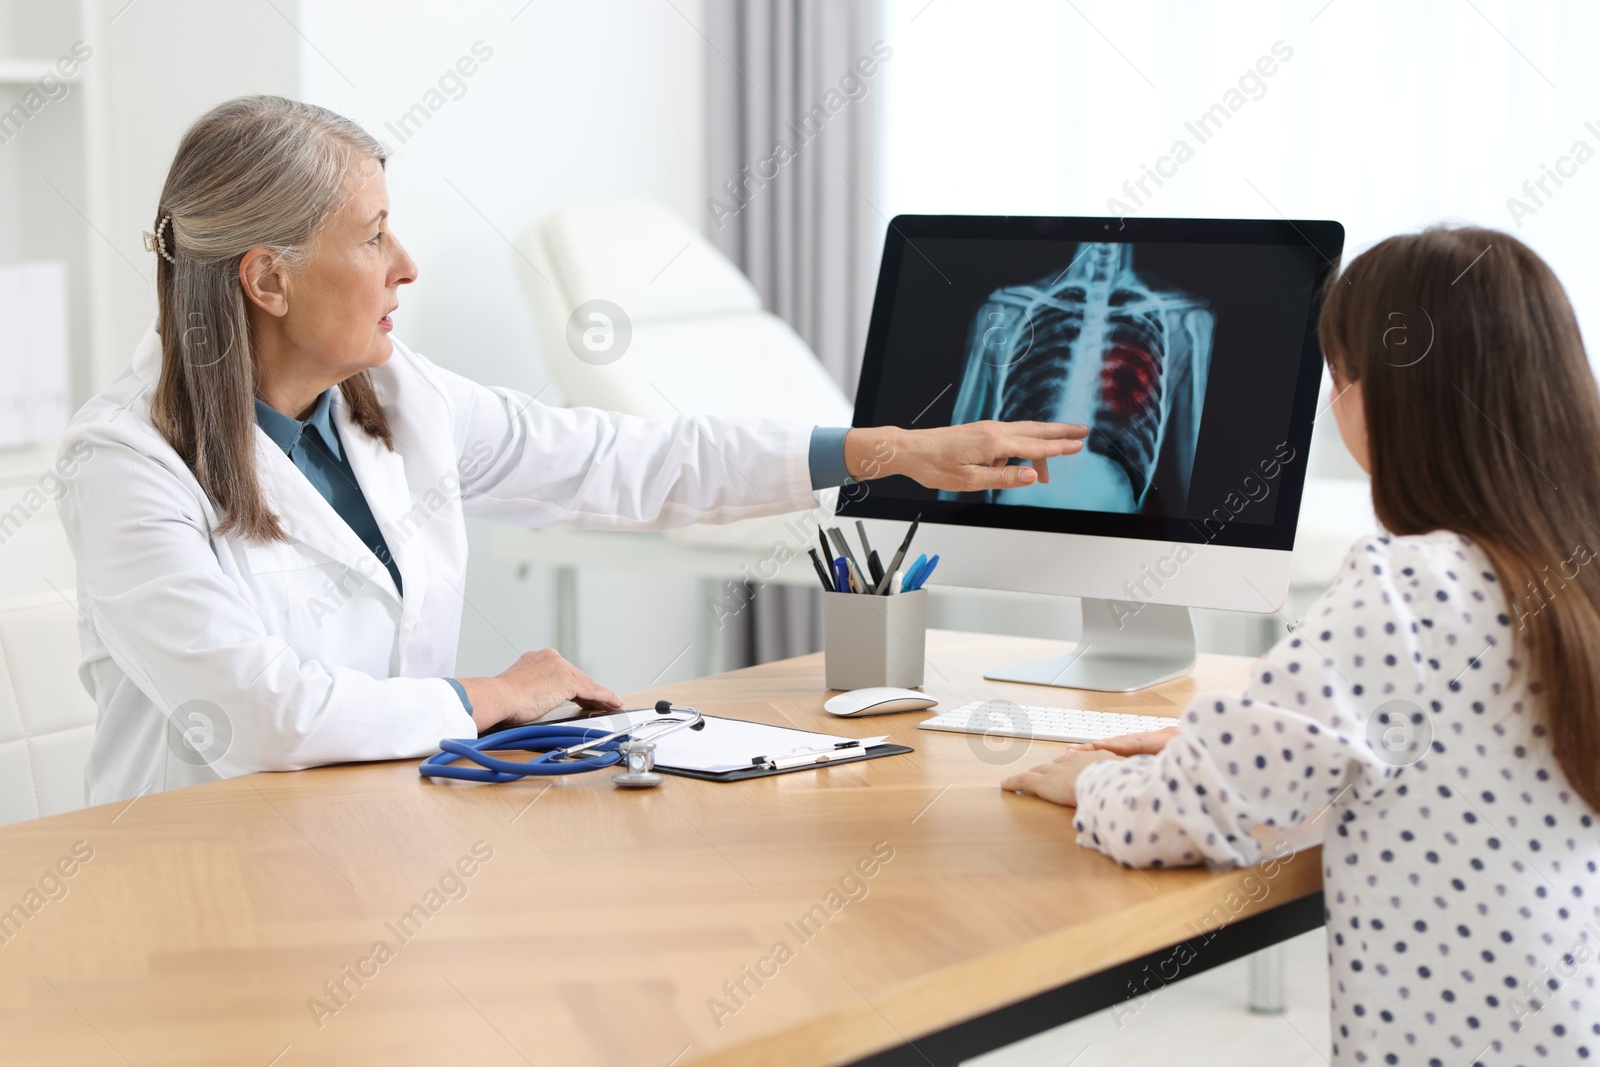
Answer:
[60, 327, 817, 806]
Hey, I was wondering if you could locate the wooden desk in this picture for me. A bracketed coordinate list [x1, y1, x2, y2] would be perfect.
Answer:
[0, 631, 1322, 1067]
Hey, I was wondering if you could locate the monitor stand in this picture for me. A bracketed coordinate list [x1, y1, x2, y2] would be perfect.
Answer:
[983, 599, 1197, 693]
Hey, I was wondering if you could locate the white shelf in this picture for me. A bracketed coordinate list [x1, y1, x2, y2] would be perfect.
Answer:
[0, 0, 110, 413]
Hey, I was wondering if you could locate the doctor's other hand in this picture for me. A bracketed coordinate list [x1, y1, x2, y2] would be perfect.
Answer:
[458, 649, 623, 733]
[845, 421, 1090, 494]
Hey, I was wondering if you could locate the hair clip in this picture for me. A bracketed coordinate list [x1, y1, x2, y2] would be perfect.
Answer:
[141, 214, 176, 264]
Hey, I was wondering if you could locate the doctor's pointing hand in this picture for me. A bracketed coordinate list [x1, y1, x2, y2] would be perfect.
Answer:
[60, 95, 1088, 806]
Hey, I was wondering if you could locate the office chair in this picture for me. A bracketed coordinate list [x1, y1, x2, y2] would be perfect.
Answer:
[0, 591, 96, 825]
[513, 197, 853, 549]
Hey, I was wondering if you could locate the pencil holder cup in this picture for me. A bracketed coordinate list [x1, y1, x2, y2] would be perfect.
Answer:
[822, 588, 927, 691]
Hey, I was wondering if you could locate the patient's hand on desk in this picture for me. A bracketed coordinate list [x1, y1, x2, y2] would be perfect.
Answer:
[1001, 749, 1119, 807]
[1003, 727, 1179, 806]
[458, 648, 623, 733]
[845, 420, 1089, 493]
[1067, 725, 1180, 757]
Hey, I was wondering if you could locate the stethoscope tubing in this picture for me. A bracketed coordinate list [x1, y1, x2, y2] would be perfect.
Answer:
[418, 706, 705, 784]
[420, 725, 626, 783]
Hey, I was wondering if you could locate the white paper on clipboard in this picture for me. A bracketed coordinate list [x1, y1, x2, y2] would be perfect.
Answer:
[567, 710, 887, 774]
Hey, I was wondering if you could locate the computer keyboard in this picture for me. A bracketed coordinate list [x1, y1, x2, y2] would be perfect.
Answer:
[918, 699, 1180, 743]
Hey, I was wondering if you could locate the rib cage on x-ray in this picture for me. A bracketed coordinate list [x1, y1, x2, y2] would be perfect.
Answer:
[939, 244, 1215, 514]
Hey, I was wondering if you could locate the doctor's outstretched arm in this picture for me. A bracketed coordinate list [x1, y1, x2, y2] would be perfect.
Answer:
[418, 351, 1089, 530]
[837, 420, 1089, 492]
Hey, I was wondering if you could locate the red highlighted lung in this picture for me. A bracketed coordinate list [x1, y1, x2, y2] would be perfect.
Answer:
[1099, 339, 1159, 420]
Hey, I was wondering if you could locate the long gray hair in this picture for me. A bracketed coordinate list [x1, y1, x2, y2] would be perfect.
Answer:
[151, 95, 393, 542]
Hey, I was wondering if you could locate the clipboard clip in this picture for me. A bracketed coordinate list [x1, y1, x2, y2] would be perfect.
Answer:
[752, 740, 874, 772]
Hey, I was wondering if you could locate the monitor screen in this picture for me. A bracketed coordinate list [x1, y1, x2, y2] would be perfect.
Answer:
[839, 216, 1344, 553]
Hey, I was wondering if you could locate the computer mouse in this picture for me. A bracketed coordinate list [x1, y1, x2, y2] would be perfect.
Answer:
[824, 687, 938, 717]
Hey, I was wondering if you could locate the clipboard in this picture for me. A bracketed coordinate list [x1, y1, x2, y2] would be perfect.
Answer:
[559, 709, 913, 782]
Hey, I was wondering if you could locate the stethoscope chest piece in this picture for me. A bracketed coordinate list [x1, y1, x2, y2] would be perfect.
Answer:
[611, 738, 664, 788]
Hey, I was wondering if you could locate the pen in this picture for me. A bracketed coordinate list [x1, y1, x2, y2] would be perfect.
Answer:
[910, 553, 940, 591]
[857, 518, 883, 585]
[808, 547, 836, 592]
[818, 527, 835, 577]
[846, 555, 867, 593]
[875, 514, 921, 594]
[832, 556, 850, 595]
[867, 549, 885, 586]
[901, 560, 921, 593]
[828, 527, 863, 576]
[900, 553, 928, 593]
[751, 740, 873, 770]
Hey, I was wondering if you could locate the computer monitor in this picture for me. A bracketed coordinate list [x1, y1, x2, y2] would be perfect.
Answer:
[838, 215, 1344, 692]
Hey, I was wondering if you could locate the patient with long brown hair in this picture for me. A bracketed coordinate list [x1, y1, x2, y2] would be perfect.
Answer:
[1004, 227, 1600, 1066]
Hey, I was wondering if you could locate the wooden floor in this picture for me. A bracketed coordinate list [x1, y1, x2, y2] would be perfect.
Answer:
[0, 630, 1319, 1066]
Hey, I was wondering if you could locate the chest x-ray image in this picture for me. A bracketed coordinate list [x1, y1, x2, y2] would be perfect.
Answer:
[939, 243, 1215, 515]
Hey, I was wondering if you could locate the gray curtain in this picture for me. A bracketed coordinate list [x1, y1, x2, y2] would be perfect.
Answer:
[703, 0, 888, 668]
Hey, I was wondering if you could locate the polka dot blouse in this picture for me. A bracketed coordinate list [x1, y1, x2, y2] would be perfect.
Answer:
[1073, 531, 1599, 1066]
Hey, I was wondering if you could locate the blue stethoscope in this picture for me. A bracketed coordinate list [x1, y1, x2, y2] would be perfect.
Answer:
[419, 700, 705, 789]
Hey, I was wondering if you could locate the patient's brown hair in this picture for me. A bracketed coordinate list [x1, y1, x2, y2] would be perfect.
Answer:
[1320, 225, 1600, 810]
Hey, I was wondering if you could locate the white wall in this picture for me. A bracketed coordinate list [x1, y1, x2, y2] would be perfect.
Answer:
[881, 0, 1600, 324]
[98, 0, 302, 383]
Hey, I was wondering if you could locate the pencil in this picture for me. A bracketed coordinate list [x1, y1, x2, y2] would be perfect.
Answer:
[876, 514, 922, 594]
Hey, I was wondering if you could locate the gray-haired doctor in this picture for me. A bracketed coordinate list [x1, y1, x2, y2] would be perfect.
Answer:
[60, 96, 1088, 805]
